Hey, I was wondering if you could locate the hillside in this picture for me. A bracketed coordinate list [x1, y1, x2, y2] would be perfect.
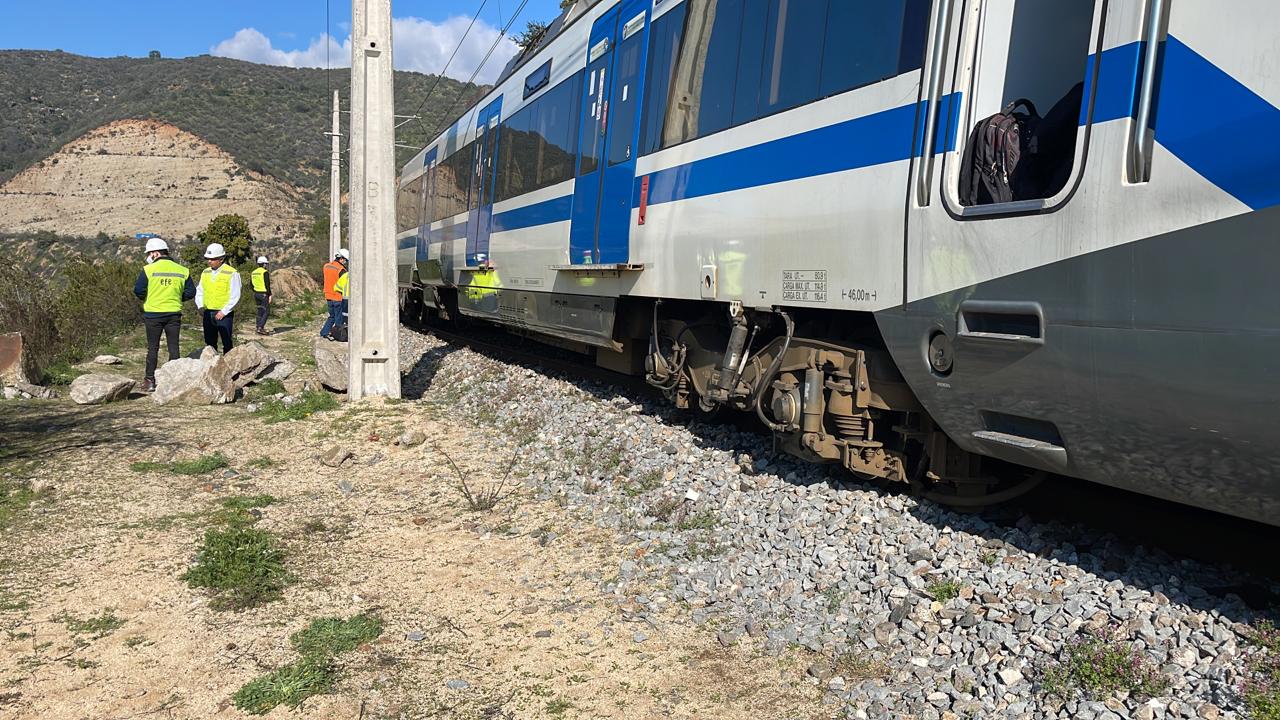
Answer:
[0, 119, 309, 246]
[0, 50, 485, 208]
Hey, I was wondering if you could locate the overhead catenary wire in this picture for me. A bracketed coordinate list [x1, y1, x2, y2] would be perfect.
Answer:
[405, 0, 491, 140]
[427, 0, 531, 138]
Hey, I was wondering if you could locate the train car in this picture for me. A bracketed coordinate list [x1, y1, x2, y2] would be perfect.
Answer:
[396, 0, 1280, 526]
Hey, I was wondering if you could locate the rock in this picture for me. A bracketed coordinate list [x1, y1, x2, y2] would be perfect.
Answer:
[717, 630, 739, 648]
[314, 342, 349, 392]
[222, 342, 282, 389]
[69, 373, 135, 405]
[534, 629, 553, 638]
[2, 387, 22, 400]
[445, 679, 469, 690]
[93, 355, 123, 365]
[632, 631, 649, 643]
[0, 332, 36, 386]
[260, 360, 297, 382]
[997, 668, 1024, 686]
[406, 630, 425, 642]
[399, 430, 427, 447]
[152, 351, 235, 405]
[337, 479, 354, 495]
[12, 381, 54, 400]
[322, 446, 355, 468]
[1197, 704, 1220, 720]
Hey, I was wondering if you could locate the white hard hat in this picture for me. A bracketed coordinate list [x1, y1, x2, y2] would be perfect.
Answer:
[336, 248, 350, 260]
[144, 237, 169, 253]
[204, 243, 226, 259]
[256, 255, 268, 264]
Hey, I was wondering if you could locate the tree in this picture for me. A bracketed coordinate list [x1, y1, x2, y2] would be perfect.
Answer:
[195, 214, 254, 267]
[560, 0, 575, 10]
[148, 50, 162, 60]
[513, 21, 550, 52]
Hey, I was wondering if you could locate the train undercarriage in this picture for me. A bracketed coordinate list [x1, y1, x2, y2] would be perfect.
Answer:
[403, 284, 1042, 507]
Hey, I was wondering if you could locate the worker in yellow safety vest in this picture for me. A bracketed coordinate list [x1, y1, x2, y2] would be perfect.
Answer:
[133, 237, 196, 393]
[195, 243, 241, 354]
[250, 255, 272, 335]
[332, 263, 350, 341]
[321, 248, 349, 340]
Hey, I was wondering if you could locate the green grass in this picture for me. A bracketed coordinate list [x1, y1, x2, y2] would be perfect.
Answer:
[59, 609, 124, 638]
[290, 614, 383, 659]
[182, 524, 290, 610]
[254, 390, 338, 424]
[0, 478, 37, 532]
[676, 510, 719, 531]
[545, 698, 574, 717]
[40, 359, 85, 386]
[246, 456, 279, 470]
[1244, 621, 1280, 720]
[246, 378, 286, 399]
[925, 579, 962, 602]
[233, 657, 334, 715]
[212, 495, 277, 527]
[130, 452, 230, 476]
[1040, 628, 1169, 700]
[233, 613, 383, 715]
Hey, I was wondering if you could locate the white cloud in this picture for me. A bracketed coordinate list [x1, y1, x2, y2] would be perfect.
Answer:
[210, 16, 519, 84]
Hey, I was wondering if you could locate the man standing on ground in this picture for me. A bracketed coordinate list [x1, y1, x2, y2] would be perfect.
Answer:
[251, 255, 272, 335]
[320, 248, 349, 340]
[195, 243, 240, 354]
[332, 261, 350, 341]
[133, 237, 195, 393]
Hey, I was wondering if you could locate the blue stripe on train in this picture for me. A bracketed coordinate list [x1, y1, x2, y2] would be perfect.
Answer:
[483, 36, 1280, 233]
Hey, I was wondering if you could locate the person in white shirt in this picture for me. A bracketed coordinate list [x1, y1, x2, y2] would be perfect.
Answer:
[194, 243, 242, 353]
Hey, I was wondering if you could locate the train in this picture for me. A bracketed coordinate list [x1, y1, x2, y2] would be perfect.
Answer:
[394, 0, 1280, 527]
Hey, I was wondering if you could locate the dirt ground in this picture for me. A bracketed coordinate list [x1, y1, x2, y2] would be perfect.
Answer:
[0, 321, 828, 719]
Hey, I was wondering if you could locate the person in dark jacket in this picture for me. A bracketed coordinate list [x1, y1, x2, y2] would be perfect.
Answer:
[133, 237, 196, 393]
[250, 255, 272, 335]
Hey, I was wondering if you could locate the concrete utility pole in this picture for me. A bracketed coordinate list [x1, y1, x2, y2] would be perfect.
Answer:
[329, 90, 342, 260]
[347, 0, 401, 399]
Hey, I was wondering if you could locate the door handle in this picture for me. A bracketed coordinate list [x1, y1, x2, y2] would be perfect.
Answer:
[1130, 0, 1167, 183]
[956, 300, 1045, 346]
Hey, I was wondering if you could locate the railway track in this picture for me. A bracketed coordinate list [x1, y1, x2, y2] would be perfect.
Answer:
[403, 318, 1280, 589]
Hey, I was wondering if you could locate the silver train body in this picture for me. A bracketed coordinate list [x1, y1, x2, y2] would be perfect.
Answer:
[396, 0, 1280, 525]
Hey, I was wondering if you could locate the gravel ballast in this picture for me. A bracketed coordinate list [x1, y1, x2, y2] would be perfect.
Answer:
[400, 328, 1276, 720]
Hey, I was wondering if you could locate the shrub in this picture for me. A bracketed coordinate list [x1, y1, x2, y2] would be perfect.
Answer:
[0, 262, 62, 378]
[54, 259, 139, 362]
[1040, 627, 1169, 700]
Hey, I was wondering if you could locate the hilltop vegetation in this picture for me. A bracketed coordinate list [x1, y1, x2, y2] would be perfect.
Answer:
[0, 51, 486, 207]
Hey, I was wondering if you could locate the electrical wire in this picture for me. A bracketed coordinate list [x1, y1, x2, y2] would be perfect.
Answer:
[406, 0, 491, 141]
[427, 0, 531, 137]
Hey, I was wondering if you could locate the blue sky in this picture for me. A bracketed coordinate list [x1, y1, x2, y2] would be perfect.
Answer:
[0, 0, 565, 82]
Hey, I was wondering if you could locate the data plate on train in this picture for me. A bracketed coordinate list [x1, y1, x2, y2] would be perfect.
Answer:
[781, 270, 828, 303]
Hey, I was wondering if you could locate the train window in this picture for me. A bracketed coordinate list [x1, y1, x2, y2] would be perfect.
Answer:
[819, 0, 929, 98]
[396, 176, 423, 233]
[607, 33, 645, 165]
[524, 60, 552, 99]
[757, 0, 826, 116]
[641, 0, 933, 156]
[433, 140, 474, 220]
[578, 44, 612, 177]
[495, 71, 584, 203]
[958, 0, 1095, 207]
[639, 2, 687, 156]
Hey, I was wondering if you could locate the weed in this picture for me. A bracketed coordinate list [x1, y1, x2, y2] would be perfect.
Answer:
[1039, 627, 1169, 700]
[301, 518, 327, 534]
[134, 453, 231, 476]
[233, 657, 333, 715]
[59, 609, 124, 638]
[221, 495, 277, 511]
[213, 495, 277, 526]
[646, 496, 681, 522]
[980, 551, 1000, 566]
[290, 614, 383, 659]
[123, 635, 150, 649]
[1242, 620, 1280, 720]
[182, 525, 290, 610]
[822, 587, 846, 613]
[437, 442, 521, 512]
[676, 510, 719, 531]
[545, 697, 574, 717]
[925, 579, 962, 603]
[832, 653, 891, 681]
[254, 390, 338, 424]
[248, 378, 286, 398]
[246, 456, 279, 470]
[623, 470, 663, 498]
[64, 658, 100, 669]
[40, 360, 85, 386]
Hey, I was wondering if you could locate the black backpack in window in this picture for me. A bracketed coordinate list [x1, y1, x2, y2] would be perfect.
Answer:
[959, 99, 1040, 206]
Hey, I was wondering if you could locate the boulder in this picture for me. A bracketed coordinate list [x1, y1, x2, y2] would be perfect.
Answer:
[152, 351, 235, 405]
[2, 387, 24, 400]
[222, 342, 283, 389]
[261, 360, 297, 382]
[0, 332, 35, 386]
[314, 342, 349, 392]
[69, 373, 135, 405]
[93, 355, 123, 365]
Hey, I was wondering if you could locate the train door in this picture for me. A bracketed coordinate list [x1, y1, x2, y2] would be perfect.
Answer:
[569, 1, 649, 266]
[467, 97, 503, 266]
[417, 147, 439, 281]
[888, 0, 1116, 478]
